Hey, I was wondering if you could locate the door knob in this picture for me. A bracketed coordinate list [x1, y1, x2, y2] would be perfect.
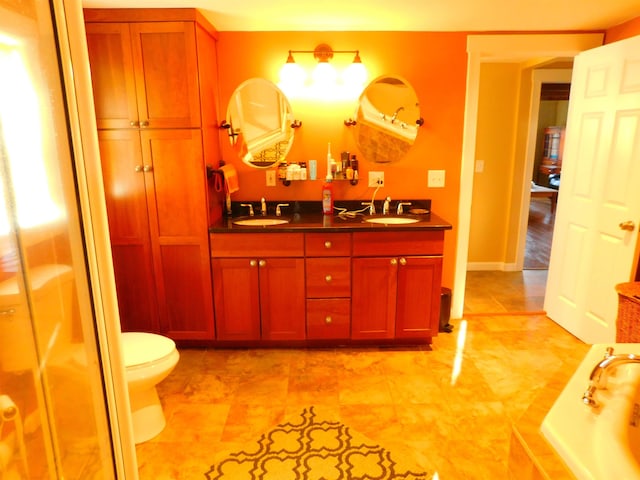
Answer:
[619, 221, 636, 231]
[143, 165, 153, 172]
[130, 120, 139, 127]
[249, 260, 257, 267]
[259, 260, 266, 267]
[399, 257, 407, 266]
[134, 165, 143, 172]
[390, 258, 397, 265]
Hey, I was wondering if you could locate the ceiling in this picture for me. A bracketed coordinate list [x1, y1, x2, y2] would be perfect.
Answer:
[80, 0, 640, 32]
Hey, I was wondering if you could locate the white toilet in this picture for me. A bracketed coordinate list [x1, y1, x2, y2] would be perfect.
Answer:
[120, 332, 179, 444]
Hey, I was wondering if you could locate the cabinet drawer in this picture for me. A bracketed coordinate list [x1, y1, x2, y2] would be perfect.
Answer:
[210, 233, 304, 257]
[305, 258, 351, 298]
[305, 233, 351, 256]
[306, 299, 350, 340]
[352, 231, 444, 256]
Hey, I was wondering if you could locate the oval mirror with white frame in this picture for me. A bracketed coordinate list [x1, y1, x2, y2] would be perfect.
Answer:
[353, 75, 420, 164]
[226, 78, 296, 168]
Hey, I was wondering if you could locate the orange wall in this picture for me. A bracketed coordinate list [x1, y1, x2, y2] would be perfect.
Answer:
[216, 31, 468, 288]
[605, 16, 640, 43]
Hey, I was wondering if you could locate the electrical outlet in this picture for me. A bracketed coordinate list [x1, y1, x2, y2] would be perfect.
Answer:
[368, 171, 385, 187]
[266, 170, 276, 187]
[428, 169, 445, 188]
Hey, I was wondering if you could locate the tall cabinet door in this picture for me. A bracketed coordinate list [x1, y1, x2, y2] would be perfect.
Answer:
[130, 22, 201, 129]
[140, 129, 214, 339]
[85, 23, 139, 129]
[98, 129, 159, 332]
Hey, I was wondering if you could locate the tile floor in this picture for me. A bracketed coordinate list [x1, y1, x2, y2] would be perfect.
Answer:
[464, 270, 549, 315]
[136, 312, 588, 479]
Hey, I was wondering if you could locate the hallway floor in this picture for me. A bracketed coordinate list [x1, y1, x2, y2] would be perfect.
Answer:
[136, 312, 586, 479]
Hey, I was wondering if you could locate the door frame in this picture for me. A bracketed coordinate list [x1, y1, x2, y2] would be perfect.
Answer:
[452, 33, 604, 319]
[514, 68, 574, 270]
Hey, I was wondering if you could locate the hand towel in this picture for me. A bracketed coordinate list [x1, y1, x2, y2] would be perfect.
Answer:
[220, 164, 239, 193]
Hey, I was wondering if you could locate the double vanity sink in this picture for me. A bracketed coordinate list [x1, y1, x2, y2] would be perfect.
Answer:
[231, 215, 421, 227]
[217, 199, 446, 232]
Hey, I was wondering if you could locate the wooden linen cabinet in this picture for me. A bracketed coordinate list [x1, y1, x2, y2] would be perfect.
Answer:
[86, 9, 219, 340]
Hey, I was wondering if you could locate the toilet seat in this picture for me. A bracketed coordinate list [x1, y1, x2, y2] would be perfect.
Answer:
[121, 332, 176, 368]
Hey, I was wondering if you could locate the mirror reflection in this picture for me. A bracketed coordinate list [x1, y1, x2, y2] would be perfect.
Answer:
[226, 78, 295, 168]
[353, 75, 420, 163]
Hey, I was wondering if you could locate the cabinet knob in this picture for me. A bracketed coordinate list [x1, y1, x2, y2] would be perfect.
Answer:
[259, 260, 266, 267]
[325, 274, 332, 283]
[134, 165, 144, 172]
[324, 241, 332, 249]
[139, 120, 149, 127]
[325, 315, 332, 324]
[143, 165, 153, 172]
[399, 257, 407, 266]
[390, 258, 397, 265]
[250, 260, 257, 267]
[619, 221, 636, 231]
[129, 120, 139, 127]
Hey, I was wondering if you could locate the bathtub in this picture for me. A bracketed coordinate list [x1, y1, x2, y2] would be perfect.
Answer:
[541, 343, 640, 480]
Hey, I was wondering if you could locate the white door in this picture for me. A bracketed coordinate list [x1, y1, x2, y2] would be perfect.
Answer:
[544, 35, 640, 344]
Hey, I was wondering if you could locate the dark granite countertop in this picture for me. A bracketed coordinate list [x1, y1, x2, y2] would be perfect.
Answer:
[209, 200, 453, 233]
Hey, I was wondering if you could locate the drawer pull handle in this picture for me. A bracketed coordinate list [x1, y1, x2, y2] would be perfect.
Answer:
[399, 257, 407, 266]
[250, 260, 257, 267]
[0, 308, 16, 316]
[325, 315, 332, 324]
[325, 275, 332, 283]
[324, 241, 332, 249]
[390, 258, 397, 265]
[259, 260, 266, 267]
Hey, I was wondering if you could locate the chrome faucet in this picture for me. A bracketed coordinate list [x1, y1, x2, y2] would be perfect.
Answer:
[391, 106, 405, 123]
[361, 201, 376, 215]
[275, 203, 289, 216]
[382, 196, 391, 215]
[396, 202, 412, 215]
[582, 347, 640, 407]
[240, 203, 254, 216]
[261, 197, 267, 216]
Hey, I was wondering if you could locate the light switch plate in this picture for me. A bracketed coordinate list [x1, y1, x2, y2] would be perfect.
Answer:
[368, 171, 385, 187]
[428, 170, 445, 188]
[266, 170, 276, 187]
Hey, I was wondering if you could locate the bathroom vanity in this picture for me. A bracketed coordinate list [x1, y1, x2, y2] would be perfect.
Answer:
[209, 204, 452, 346]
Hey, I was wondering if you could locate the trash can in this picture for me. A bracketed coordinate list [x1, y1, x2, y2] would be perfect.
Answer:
[439, 287, 453, 333]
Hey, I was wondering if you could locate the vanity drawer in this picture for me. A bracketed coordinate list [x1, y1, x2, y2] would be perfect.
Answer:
[305, 233, 351, 257]
[306, 299, 350, 340]
[210, 233, 304, 257]
[305, 257, 351, 298]
[352, 231, 444, 256]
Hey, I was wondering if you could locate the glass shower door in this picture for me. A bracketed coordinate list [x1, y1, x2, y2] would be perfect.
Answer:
[0, 0, 116, 477]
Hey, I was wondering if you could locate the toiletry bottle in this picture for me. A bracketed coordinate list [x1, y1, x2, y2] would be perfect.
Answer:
[322, 175, 334, 215]
[309, 159, 317, 180]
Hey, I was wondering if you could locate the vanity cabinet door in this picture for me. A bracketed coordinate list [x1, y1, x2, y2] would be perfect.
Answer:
[259, 258, 306, 341]
[395, 256, 442, 338]
[351, 257, 397, 339]
[211, 258, 261, 341]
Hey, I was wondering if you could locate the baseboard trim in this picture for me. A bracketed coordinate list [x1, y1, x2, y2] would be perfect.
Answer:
[467, 262, 519, 271]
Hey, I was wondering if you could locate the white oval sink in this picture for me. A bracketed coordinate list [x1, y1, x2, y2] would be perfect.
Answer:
[365, 217, 419, 225]
[233, 218, 289, 226]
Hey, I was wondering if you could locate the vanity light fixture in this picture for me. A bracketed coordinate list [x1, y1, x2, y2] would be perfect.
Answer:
[279, 43, 367, 97]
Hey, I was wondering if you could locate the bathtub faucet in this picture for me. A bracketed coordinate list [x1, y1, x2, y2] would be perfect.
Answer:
[582, 347, 640, 407]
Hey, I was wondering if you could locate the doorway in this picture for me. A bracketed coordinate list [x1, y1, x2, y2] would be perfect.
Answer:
[453, 34, 604, 319]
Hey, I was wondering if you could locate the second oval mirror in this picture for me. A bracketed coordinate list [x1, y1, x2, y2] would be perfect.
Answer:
[353, 75, 420, 164]
[226, 78, 295, 168]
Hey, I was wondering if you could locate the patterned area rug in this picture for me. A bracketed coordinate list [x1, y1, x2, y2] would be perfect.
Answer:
[205, 407, 431, 479]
